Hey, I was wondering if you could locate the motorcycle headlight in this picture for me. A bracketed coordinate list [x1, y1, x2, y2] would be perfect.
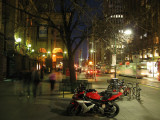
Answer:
[102, 104, 106, 109]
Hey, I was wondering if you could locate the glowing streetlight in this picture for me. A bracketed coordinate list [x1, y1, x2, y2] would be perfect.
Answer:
[15, 38, 22, 49]
[31, 49, 34, 52]
[90, 49, 94, 53]
[124, 29, 132, 35]
[64, 51, 67, 54]
[28, 44, 31, 48]
[16, 38, 21, 43]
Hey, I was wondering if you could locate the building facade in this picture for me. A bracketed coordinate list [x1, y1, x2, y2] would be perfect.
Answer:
[102, 0, 126, 65]
[0, 0, 65, 81]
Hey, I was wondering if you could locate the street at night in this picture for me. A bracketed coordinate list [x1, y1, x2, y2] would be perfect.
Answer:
[1, 0, 160, 120]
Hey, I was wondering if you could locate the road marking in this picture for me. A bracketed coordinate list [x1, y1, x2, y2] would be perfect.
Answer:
[140, 84, 160, 90]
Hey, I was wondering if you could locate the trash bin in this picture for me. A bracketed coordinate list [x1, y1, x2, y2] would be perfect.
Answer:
[110, 78, 118, 90]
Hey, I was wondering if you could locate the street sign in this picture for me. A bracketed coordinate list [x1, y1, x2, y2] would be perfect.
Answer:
[112, 54, 116, 66]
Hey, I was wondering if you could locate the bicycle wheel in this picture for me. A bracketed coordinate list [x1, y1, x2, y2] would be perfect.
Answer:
[132, 87, 136, 97]
[136, 88, 141, 100]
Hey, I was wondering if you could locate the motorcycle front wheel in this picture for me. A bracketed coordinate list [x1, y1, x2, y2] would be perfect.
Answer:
[66, 103, 81, 116]
[104, 102, 119, 118]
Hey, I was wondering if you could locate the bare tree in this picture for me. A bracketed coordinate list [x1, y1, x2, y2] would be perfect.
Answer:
[2, 0, 101, 83]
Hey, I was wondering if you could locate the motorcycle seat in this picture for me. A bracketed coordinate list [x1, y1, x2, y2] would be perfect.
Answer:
[100, 90, 119, 96]
[112, 92, 119, 95]
[86, 89, 96, 92]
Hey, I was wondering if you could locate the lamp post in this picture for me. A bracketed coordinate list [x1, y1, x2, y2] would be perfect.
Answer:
[28, 44, 31, 53]
[90, 49, 94, 79]
[63, 51, 67, 74]
[15, 38, 21, 50]
[114, 35, 117, 78]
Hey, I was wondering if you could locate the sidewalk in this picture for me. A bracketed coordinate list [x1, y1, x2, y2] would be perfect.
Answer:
[0, 73, 160, 120]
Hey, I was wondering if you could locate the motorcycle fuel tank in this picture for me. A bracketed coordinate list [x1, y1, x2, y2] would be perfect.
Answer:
[86, 91, 101, 100]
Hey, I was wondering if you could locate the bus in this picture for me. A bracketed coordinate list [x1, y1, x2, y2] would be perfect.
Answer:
[117, 63, 149, 79]
[100, 65, 115, 74]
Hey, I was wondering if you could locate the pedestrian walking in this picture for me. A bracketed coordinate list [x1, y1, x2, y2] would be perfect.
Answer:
[31, 68, 40, 97]
[49, 72, 56, 94]
[40, 66, 45, 80]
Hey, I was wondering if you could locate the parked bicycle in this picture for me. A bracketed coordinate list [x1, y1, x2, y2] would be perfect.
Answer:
[132, 82, 141, 100]
[107, 79, 134, 100]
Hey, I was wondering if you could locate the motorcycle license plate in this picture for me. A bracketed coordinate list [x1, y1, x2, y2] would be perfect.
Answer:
[102, 104, 106, 108]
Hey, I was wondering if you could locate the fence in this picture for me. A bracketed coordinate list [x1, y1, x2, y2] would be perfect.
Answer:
[59, 79, 92, 98]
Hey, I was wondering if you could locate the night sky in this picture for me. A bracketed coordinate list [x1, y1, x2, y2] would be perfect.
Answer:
[74, 0, 102, 63]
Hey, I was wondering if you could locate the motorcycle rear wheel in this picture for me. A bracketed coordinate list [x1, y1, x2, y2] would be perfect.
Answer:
[104, 102, 119, 118]
[66, 103, 81, 116]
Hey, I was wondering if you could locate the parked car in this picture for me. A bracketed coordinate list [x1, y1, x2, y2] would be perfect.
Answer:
[101, 65, 115, 74]
[85, 69, 96, 78]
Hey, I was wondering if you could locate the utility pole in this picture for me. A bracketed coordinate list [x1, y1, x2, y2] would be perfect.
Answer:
[94, 41, 97, 81]
[114, 35, 117, 78]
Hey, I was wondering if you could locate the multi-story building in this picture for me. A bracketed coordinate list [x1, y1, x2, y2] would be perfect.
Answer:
[0, 0, 19, 80]
[87, 0, 126, 67]
[102, 0, 126, 65]
[0, 0, 66, 81]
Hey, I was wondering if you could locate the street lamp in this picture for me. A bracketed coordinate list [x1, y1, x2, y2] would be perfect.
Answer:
[64, 51, 67, 54]
[15, 38, 21, 49]
[27, 44, 31, 53]
[16, 38, 21, 43]
[28, 44, 31, 48]
[124, 29, 132, 35]
[63, 51, 67, 74]
[31, 49, 34, 52]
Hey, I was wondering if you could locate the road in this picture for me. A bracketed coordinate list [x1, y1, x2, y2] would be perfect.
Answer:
[0, 72, 160, 120]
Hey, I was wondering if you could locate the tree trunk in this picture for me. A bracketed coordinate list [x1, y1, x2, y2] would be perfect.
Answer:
[68, 55, 76, 83]
[68, 52, 76, 93]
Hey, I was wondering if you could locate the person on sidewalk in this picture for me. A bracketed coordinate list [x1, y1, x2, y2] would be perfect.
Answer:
[40, 66, 45, 80]
[49, 72, 56, 95]
[31, 68, 41, 97]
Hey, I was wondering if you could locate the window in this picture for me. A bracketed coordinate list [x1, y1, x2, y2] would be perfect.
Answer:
[155, 37, 159, 44]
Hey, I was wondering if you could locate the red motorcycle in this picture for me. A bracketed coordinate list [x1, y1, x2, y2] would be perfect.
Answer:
[66, 85, 122, 118]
